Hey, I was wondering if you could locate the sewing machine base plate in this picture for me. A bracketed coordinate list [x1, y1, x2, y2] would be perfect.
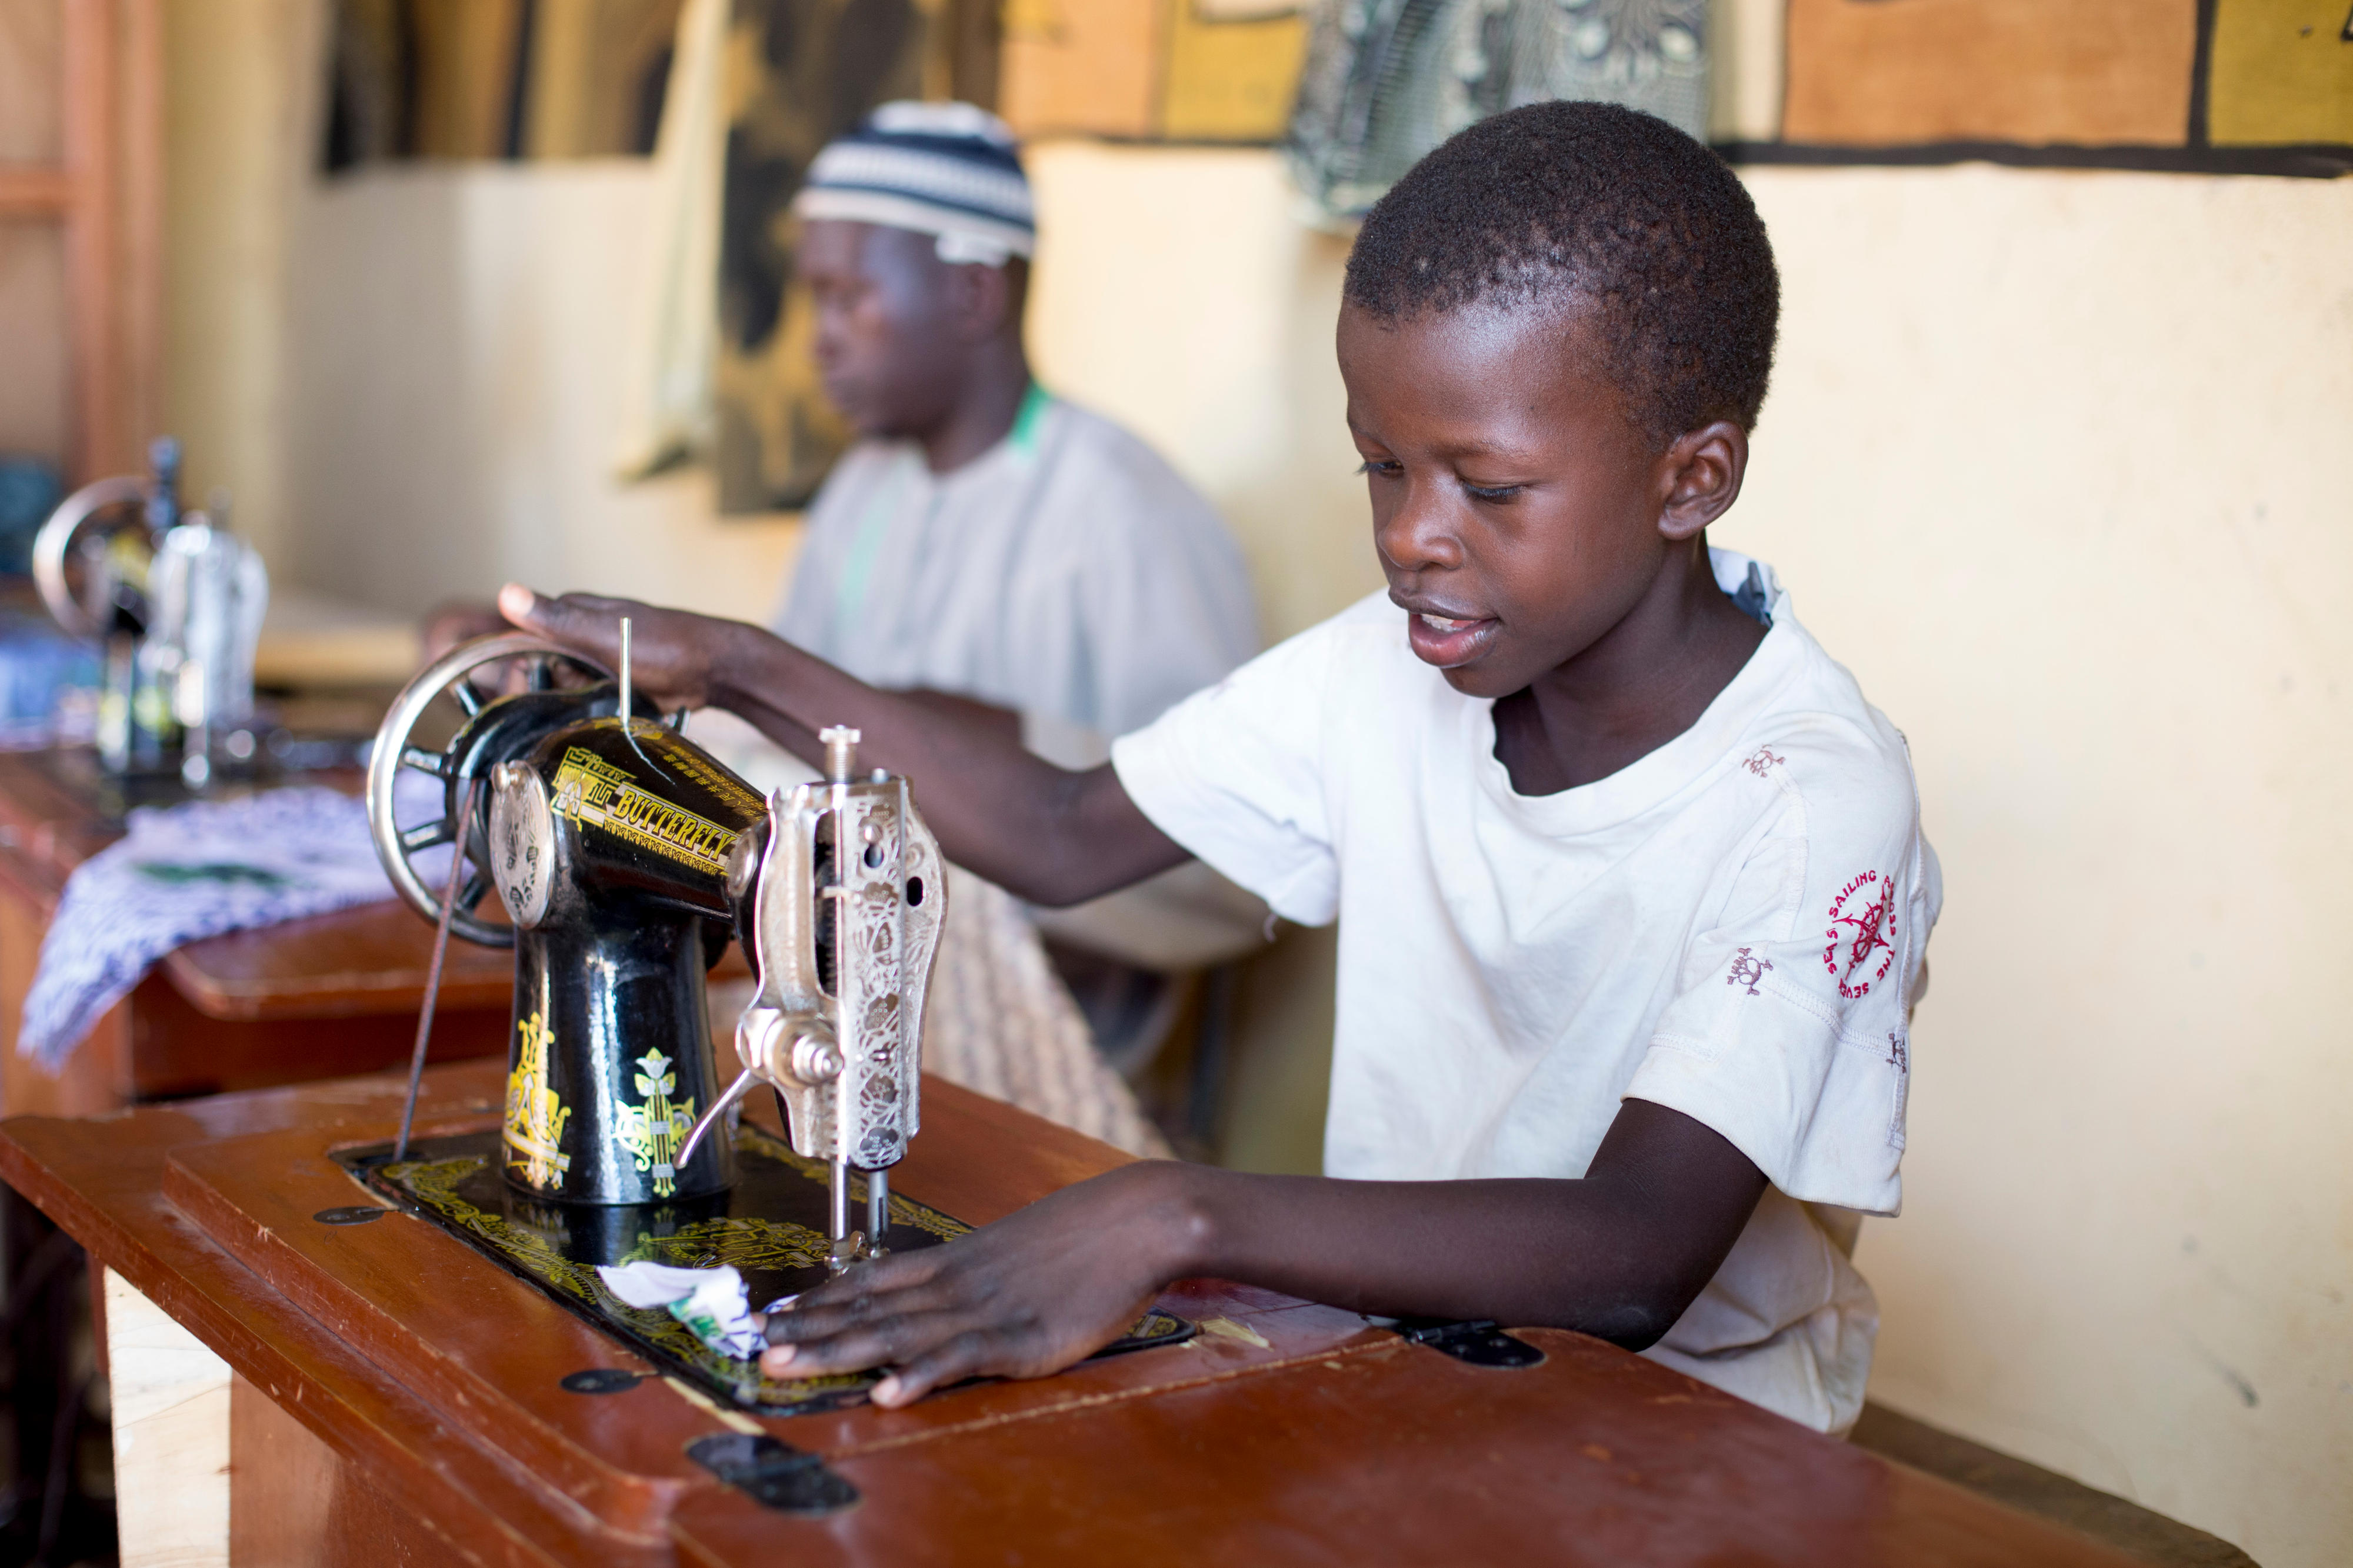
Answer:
[339, 1124, 1192, 1416]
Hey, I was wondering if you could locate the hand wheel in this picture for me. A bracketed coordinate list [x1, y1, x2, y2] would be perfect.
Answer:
[31, 475, 149, 638]
[365, 632, 614, 947]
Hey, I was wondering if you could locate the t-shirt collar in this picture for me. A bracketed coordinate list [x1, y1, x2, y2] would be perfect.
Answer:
[1464, 548, 1804, 833]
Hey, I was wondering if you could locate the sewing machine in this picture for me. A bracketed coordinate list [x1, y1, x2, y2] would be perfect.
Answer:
[363, 630, 944, 1257]
[32, 435, 268, 783]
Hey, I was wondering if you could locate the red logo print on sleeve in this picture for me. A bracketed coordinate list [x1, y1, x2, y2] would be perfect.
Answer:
[1727, 947, 1774, 996]
[1824, 871, 1897, 999]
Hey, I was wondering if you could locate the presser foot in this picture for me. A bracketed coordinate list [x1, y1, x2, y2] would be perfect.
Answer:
[826, 1231, 872, 1273]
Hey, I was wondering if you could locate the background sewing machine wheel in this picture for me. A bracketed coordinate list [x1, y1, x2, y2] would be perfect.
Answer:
[365, 631, 618, 946]
[31, 473, 151, 638]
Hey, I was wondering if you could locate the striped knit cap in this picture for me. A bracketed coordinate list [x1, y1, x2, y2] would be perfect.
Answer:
[794, 101, 1034, 266]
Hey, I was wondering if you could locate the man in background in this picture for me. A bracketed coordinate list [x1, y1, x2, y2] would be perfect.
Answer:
[442, 104, 1255, 792]
[776, 101, 1254, 770]
[744, 101, 1268, 1099]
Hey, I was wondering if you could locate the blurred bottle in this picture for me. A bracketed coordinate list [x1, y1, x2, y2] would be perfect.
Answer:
[30, 438, 275, 782]
[148, 490, 269, 788]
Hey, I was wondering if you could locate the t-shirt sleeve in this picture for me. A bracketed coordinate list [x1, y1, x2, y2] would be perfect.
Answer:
[1109, 610, 1359, 928]
[1622, 742, 1940, 1216]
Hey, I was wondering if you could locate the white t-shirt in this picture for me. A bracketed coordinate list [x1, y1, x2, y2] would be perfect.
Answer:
[1109, 550, 1942, 1433]
[775, 389, 1258, 754]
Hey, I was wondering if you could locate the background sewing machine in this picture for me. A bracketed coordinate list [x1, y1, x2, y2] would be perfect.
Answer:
[32, 435, 268, 785]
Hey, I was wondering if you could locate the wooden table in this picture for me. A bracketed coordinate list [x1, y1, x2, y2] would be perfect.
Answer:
[0, 748, 516, 1117]
[0, 744, 515, 1561]
[0, 1058, 2139, 1567]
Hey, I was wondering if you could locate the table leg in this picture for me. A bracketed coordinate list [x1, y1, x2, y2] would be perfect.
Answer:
[103, 1267, 230, 1566]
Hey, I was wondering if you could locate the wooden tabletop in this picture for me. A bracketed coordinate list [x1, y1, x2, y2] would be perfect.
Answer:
[0, 1060, 2139, 1567]
[0, 748, 519, 1019]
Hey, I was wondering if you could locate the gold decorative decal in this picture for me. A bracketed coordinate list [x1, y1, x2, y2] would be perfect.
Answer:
[504, 1010, 572, 1189]
[628, 1215, 836, 1275]
[614, 1047, 698, 1199]
[659, 744, 766, 817]
[549, 746, 738, 873]
[358, 1127, 1188, 1416]
[372, 1139, 910, 1409]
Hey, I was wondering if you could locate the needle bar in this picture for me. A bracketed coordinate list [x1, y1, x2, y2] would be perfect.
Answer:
[395, 778, 481, 1160]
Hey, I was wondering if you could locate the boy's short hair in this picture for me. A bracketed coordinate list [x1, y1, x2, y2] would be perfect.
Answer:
[1344, 101, 1779, 445]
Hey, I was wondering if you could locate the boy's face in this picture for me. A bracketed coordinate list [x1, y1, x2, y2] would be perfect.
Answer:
[1338, 300, 1687, 699]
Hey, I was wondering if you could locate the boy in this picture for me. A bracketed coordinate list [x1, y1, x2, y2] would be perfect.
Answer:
[499, 101, 1938, 1436]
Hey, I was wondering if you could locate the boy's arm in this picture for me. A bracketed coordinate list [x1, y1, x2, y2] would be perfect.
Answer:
[762, 1097, 1767, 1407]
[497, 586, 1190, 906]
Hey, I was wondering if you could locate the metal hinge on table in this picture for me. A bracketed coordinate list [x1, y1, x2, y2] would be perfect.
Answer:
[686, 1432, 861, 1514]
[1389, 1317, 1545, 1369]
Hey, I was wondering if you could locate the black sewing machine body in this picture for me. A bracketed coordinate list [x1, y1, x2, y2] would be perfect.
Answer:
[484, 713, 764, 1205]
[370, 633, 945, 1242]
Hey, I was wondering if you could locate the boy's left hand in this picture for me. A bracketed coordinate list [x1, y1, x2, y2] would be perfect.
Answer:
[761, 1161, 1191, 1407]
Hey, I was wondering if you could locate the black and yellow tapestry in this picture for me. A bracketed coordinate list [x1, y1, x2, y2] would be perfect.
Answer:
[323, 0, 688, 168]
[1761, 0, 2351, 176]
[712, 0, 1004, 511]
[712, 0, 929, 512]
[996, 0, 1311, 142]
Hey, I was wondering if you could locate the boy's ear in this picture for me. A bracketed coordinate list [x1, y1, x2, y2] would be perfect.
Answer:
[1655, 421, 1748, 542]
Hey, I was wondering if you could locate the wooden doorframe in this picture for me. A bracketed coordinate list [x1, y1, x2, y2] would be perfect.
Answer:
[3, 0, 164, 486]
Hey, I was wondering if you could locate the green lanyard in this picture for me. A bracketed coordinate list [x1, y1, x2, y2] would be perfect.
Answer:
[1008, 379, 1050, 457]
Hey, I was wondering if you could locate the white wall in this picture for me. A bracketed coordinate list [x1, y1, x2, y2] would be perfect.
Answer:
[156, 0, 792, 619]
[1006, 152, 2353, 1568]
[1028, 145, 1381, 645]
[282, 161, 799, 621]
[1735, 165, 2353, 1568]
[162, 0, 318, 564]
[173, 71, 2352, 1562]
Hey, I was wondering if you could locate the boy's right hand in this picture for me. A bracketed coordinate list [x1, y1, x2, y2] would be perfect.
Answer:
[497, 584, 735, 712]
[758, 1160, 1197, 1407]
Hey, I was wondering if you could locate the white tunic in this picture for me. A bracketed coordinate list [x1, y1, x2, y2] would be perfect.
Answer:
[775, 389, 1258, 752]
[1110, 551, 1942, 1433]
